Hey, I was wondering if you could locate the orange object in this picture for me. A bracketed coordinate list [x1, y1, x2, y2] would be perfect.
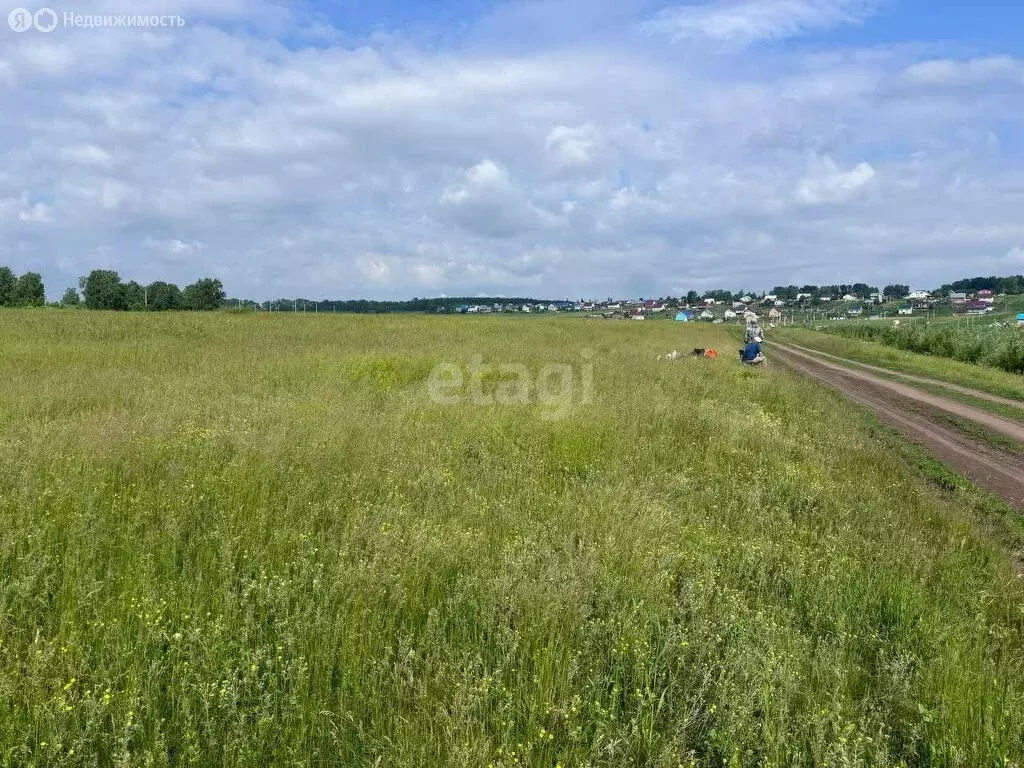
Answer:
[705, 349, 719, 359]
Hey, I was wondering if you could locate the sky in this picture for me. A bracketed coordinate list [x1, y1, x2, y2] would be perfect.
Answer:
[2, 0, 1023, 301]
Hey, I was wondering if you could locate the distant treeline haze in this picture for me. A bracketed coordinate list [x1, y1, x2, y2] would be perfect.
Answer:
[2, 267, 1023, 312]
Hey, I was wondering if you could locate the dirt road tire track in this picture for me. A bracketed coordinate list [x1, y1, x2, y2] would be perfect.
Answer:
[770, 343, 1024, 511]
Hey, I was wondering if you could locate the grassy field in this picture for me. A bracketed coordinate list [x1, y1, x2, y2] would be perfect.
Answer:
[2, 310, 1024, 767]
[808, 322, 1024, 376]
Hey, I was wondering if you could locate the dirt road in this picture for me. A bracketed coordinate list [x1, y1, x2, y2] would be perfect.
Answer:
[770, 341, 1024, 511]
[778, 341, 1024, 410]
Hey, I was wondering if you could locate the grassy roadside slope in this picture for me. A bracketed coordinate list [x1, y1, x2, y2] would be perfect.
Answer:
[1, 310, 1023, 767]
[775, 327, 1024, 402]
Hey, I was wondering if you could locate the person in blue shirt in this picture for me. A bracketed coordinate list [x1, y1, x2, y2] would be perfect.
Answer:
[741, 319, 765, 364]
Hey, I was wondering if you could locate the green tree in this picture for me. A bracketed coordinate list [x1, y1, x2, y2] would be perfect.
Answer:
[13, 272, 45, 307]
[0, 267, 16, 307]
[82, 270, 128, 310]
[884, 284, 910, 299]
[183, 278, 226, 311]
[125, 281, 147, 311]
[146, 281, 182, 311]
[706, 289, 735, 303]
[61, 287, 81, 306]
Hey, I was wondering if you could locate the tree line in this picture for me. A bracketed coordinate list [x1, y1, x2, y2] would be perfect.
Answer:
[4, 268, 1024, 313]
[0, 268, 46, 307]
[938, 275, 1024, 295]
[71, 271, 226, 311]
[261, 297, 547, 313]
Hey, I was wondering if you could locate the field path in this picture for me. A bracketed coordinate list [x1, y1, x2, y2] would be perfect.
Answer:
[778, 340, 1024, 410]
[770, 342, 1024, 511]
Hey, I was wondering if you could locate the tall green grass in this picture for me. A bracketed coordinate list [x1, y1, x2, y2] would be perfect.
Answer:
[819, 321, 1024, 375]
[0, 310, 1022, 766]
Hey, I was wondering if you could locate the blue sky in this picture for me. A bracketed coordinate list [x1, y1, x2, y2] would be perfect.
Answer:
[2, 0, 1023, 300]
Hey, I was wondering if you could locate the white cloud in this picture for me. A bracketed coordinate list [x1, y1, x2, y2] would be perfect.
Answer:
[359, 257, 392, 284]
[795, 157, 876, 205]
[643, 0, 877, 47]
[412, 263, 445, 286]
[546, 125, 598, 168]
[899, 56, 1024, 89]
[19, 202, 53, 224]
[142, 238, 206, 261]
[62, 145, 114, 169]
[440, 160, 548, 239]
[0, 1, 1022, 300]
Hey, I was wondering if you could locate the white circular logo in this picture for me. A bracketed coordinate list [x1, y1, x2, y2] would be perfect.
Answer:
[34, 7, 58, 32]
[8, 7, 33, 31]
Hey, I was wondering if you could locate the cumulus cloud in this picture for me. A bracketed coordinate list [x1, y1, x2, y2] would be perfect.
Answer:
[19, 202, 53, 224]
[643, 0, 878, 46]
[795, 157, 876, 205]
[359, 258, 392, 284]
[0, 1, 1022, 300]
[546, 126, 599, 168]
[143, 238, 205, 256]
[440, 160, 549, 239]
[899, 56, 1024, 90]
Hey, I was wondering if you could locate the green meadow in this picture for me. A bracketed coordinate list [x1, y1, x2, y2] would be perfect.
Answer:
[1, 310, 1023, 767]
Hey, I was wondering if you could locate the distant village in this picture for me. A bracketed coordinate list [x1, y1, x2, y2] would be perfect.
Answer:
[453, 287, 1014, 323]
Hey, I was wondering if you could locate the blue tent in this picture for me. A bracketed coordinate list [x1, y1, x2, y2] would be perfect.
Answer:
[1017, 313, 1024, 322]
[675, 311, 690, 322]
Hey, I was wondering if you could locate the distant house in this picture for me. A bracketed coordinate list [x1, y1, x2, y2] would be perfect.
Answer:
[795, 293, 813, 301]
[848, 305, 864, 317]
[977, 289, 995, 298]
[768, 308, 783, 321]
[949, 291, 968, 304]
[699, 310, 714, 321]
[965, 301, 990, 316]
[762, 295, 778, 305]
[898, 305, 914, 316]
[842, 294, 858, 302]
[819, 296, 832, 302]
[740, 295, 753, 303]
[907, 290, 931, 301]
[869, 292, 885, 304]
